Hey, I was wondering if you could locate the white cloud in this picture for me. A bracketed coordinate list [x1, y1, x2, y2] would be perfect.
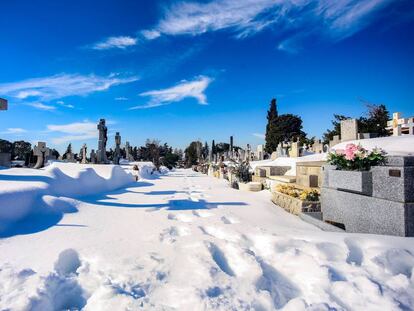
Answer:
[148, 0, 392, 45]
[47, 121, 98, 145]
[56, 100, 74, 108]
[114, 97, 129, 101]
[0, 73, 138, 101]
[1, 128, 27, 134]
[141, 30, 161, 40]
[253, 133, 265, 139]
[91, 36, 137, 50]
[130, 75, 212, 110]
[29, 102, 56, 111]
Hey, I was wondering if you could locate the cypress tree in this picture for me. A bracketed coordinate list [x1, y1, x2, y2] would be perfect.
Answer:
[265, 98, 279, 153]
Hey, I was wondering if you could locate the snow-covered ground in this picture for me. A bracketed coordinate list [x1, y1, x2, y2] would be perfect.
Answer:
[1, 165, 414, 310]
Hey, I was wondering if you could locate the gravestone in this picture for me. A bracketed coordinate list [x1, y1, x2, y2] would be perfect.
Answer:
[271, 152, 278, 160]
[246, 144, 251, 162]
[276, 143, 283, 157]
[33, 142, 50, 169]
[329, 135, 341, 148]
[256, 144, 264, 160]
[66, 152, 76, 163]
[239, 149, 245, 162]
[340, 119, 358, 142]
[312, 140, 324, 154]
[113, 132, 122, 165]
[289, 142, 300, 158]
[97, 119, 108, 164]
[90, 149, 97, 164]
[125, 141, 134, 162]
[81, 144, 88, 164]
[408, 118, 414, 135]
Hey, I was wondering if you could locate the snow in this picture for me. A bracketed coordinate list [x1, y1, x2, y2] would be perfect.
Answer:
[250, 153, 327, 176]
[332, 135, 414, 155]
[1, 166, 414, 310]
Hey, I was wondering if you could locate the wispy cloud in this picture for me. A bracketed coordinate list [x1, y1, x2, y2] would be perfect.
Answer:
[56, 100, 74, 108]
[0, 73, 139, 101]
[28, 102, 56, 111]
[144, 0, 393, 49]
[253, 133, 265, 139]
[47, 121, 98, 144]
[1, 128, 27, 134]
[91, 36, 137, 50]
[130, 75, 212, 110]
[115, 97, 129, 101]
[140, 30, 161, 40]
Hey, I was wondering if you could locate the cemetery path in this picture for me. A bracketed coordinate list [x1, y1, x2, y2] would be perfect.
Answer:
[1, 169, 414, 310]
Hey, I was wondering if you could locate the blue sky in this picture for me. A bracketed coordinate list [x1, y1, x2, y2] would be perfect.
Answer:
[0, 0, 413, 153]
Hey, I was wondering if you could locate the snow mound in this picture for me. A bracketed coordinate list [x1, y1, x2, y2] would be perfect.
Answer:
[251, 153, 327, 176]
[121, 161, 168, 179]
[332, 135, 414, 155]
[0, 163, 134, 236]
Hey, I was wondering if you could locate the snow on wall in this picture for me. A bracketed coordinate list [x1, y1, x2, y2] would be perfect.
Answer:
[0, 163, 135, 235]
[332, 135, 414, 155]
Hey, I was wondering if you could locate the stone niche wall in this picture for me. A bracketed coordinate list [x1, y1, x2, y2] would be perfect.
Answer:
[321, 156, 414, 236]
[296, 161, 325, 188]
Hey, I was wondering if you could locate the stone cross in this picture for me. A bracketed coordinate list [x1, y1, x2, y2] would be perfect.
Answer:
[97, 119, 108, 164]
[386, 113, 414, 136]
[81, 144, 87, 164]
[33, 142, 50, 169]
[113, 132, 122, 164]
[340, 119, 359, 142]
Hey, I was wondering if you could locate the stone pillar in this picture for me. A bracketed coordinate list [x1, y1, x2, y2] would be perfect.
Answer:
[33, 142, 50, 169]
[113, 132, 122, 164]
[81, 144, 87, 164]
[230, 136, 233, 159]
[90, 149, 97, 164]
[97, 119, 108, 164]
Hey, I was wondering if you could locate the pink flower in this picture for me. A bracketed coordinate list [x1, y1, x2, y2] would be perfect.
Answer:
[344, 143, 358, 161]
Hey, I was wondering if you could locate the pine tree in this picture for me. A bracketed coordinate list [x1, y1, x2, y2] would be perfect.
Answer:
[360, 104, 390, 137]
[265, 98, 279, 153]
[63, 143, 72, 159]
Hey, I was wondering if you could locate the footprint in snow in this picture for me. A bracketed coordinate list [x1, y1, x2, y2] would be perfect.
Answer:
[159, 226, 191, 243]
[221, 216, 239, 224]
[167, 213, 193, 223]
[192, 210, 214, 218]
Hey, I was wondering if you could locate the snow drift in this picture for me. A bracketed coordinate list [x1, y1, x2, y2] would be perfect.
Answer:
[0, 163, 135, 236]
[332, 135, 414, 155]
